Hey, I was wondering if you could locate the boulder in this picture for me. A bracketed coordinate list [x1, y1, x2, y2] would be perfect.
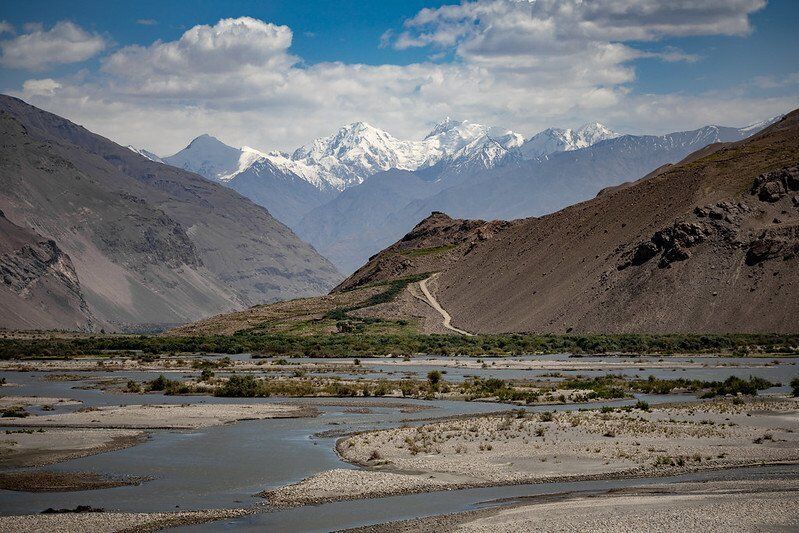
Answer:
[631, 241, 659, 265]
[746, 237, 784, 265]
[659, 244, 691, 268]
[751, 166, 799, 202]
[759, 180, 785, 202]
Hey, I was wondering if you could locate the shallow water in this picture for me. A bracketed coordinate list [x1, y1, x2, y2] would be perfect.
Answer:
[174, 464, 799, 532]
[0, 374, 516, 515]
[0, 353, 796, 520]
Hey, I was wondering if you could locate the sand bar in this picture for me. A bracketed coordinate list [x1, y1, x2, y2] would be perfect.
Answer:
[0, 508, 251, 533]
[0, 428, 147, 467]
[0, 402, 313, 429]
[344, 477, 799, 532]
[267, 396, 799, 506]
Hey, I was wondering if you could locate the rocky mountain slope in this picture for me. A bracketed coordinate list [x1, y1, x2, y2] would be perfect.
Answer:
[0, 210, 96, 330]
[334, 211, 513, 292]
[433, 111, 799, 333]
[0, 95, 340, 331]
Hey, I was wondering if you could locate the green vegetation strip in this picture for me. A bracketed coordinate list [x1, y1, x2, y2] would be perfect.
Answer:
[131, 373, 777, 406]
[1, 333, 797, 360]
[560, 375, 776, 399]
[324, 273, 431, 320]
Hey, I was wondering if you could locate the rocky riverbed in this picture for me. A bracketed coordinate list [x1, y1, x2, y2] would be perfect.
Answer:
[266, 396, 799, 506]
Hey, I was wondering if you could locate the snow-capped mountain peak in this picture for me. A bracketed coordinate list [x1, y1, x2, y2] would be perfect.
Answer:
[517, 122, 621, 159]
[574, 122, 620, 147]
[163, 134, 242, 181]
[164, 118, 530, 193]
[292, 122, 430, 187]
[218, 146, 270, 182]
[424, 116, 462, 138]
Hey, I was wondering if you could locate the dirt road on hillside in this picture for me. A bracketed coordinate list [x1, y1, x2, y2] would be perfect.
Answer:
[419, 274, 473, 336]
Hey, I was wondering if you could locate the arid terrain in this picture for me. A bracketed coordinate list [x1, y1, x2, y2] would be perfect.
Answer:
[0, 95, 340, 332]
[438, 114, 799, 333]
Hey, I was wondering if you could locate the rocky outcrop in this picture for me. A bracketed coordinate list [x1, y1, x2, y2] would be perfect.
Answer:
[0, 211, 96, 330]
[623, 173, 799, 272]
[622, 221, 710, 269]
[746, 225, 799, 265]
[2, 239, 79, 293]
[750, 166, 799, 202]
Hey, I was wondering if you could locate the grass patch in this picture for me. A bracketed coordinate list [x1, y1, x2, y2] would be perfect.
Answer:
[561, 374, 775, 398]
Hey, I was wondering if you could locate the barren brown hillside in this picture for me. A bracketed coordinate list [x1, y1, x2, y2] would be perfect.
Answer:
[334, 212, 513, 292]
[436, 110, 799, 333]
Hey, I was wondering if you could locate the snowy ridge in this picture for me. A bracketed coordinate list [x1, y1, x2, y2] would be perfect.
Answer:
[127, 145, 164, 164]
[738, 115, 782, 133]
[164, 118, 537, 192]
[517, 122, 621, 159]
[158, 115, 780, 194]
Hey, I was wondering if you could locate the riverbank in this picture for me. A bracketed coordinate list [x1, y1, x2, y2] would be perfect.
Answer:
[0, 402, 314, 429]
[342, 476, 799, 532]
[0, 428, 148, 467]
[0, 471, 148, 492]
[0, 507, 252, 533]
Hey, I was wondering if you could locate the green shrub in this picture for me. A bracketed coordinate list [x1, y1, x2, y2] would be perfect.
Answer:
[1, 406, 29, 418]
[148, 374, 169, 391]
[216, 375, 262, 397]
[2, 332, 797, 360]
[427, 370, 443, 390]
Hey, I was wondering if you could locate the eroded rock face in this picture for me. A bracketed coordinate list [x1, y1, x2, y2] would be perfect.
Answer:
[631, 241, 659, 266]
[746, 226, 799, 265]
[750, 166, 799, 202]
[622, 222, 710, 269]
[0, 211, 97, 330]
[1, 240, 78, 293]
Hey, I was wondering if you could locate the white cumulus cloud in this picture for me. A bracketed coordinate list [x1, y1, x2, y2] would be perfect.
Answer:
[0, 21, 107, 70]
[11, 2, 793, 156]
[21, 78, 62, 95]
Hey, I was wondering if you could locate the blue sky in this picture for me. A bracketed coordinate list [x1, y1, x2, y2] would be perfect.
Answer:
[1, 0, 797, 153]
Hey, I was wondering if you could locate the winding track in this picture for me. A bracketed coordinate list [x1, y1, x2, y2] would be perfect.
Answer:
[418, 274, 474, 336]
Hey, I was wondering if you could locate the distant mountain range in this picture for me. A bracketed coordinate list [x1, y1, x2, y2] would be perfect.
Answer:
[135, 114, 781, 273]
[181, 110, 799, 336]
[0, 95, 340, 332]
